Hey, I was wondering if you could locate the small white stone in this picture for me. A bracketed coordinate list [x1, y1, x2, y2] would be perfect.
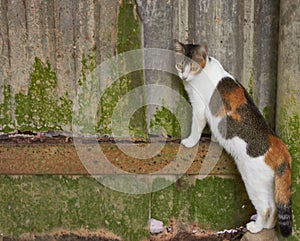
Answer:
[150, 218, 164, 234]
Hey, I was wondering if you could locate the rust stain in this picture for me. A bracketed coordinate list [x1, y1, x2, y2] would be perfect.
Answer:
[0, 137, 238, 176]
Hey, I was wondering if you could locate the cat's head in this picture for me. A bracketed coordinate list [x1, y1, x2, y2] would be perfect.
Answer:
[174, 39, 208, 81]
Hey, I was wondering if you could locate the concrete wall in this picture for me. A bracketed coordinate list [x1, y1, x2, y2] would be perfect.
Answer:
[0, 0, 299, 240]
[0, 0, 298, 134]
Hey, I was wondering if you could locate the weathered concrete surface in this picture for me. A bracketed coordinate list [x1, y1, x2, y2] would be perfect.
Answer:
[276, 0, 300, 133]
[0, 0, 295, 134]
[193, 0, 279, 128]
[0, 0, 118, 98]
[136, 0, 179, 127]
[276, 1, 300, 239]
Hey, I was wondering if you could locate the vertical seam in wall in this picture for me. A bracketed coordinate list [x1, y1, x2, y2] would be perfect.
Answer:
[187, 0, 195, 43]
[249, 0, 255, 72]
[4, 0, 15, 125]
[53, 0, 59, 77]
[4, 0, 11, 76]
[72, 0, 77, 95]
[22, 0, 28, 47]
[274, 0, 282, 130]
[94, 0, 101, 65]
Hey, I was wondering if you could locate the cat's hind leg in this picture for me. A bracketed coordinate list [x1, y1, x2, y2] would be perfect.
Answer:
[264, 202, 277, 229]
[247, 196, 276, 232]
[241, 157, 275, 233]
[246, 208, 270, 233]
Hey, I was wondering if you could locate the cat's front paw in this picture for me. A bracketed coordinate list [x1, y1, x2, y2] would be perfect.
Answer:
[246, 221, 263, 234]
[181, 138, 199, 148]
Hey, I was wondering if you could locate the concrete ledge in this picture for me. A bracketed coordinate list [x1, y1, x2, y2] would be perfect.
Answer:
[0, 136, 237, 176]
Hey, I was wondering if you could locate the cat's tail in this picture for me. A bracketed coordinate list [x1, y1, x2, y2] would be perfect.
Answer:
[274, 147, 293, 237]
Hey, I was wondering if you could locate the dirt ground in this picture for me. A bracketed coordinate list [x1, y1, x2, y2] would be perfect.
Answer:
[1, 220, 247, 241]
[149, 219, 246, 241]
[2, 230, 122, 241]
[3, 230, 246, 241]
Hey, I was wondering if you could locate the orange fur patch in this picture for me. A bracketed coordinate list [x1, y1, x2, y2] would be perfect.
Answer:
[215, 86, 247, 121]
[200, 59, 206, 69]
[225, 87, 247, 111]
[266, 135, 292, 204]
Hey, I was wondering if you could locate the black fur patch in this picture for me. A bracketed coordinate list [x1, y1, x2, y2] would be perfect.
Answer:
[183, 44, 200, 59]
[209, 77, 275, 157]
[276, 162, 290, 177]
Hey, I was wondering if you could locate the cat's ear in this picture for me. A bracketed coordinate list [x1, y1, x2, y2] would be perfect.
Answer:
[195, 45, 208, 59]
[174, 39, 185, 54]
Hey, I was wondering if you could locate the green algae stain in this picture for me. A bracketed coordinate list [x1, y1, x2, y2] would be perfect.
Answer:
[263, 106, 271, 126]
[151, 176, 253, 231]
[0, 85, 14, 132]
[1, 1, 146, 136]
[278, 109, 300, 241]
[150, 98, 192, 138]
[117, 0, 141, 53]
[116, 0, 147, 138]
[14, 58, 72, 131]
[78, 51, 97, 87]
[96, 76, 132, 134]
[150, 106, 181, 137]
[0, 176, 150, 241]
[247, 70, 254, 100]
[75, 0, 147, 137]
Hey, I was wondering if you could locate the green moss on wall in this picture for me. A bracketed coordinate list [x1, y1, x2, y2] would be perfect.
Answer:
[150, 97, 192, 138]
[279, 110, 300, 240]
[96, 76, 132, 134]
[151, 176, 253, 231]
[117, 0, 141, 53]
[0, 85, 14, 132]
[14, 57, 72, 131]
[78, 51, 97, 87]
[150, 106, 181, 137]
[76, 0, 147, 137]
[116, 0, 147, 138]
[247, 70, 254, 100]
[263, 106, 271, 126]
[0, 175, 255, 240]
[0, 176, 149, 241]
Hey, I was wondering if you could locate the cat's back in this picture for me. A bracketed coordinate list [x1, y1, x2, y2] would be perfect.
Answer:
[208, 76, 275, 158]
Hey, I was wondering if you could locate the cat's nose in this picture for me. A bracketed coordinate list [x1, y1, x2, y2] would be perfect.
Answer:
[182, 74, 188, 80]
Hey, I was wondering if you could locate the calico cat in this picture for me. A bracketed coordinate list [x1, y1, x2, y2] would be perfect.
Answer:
[174, 39, 293, 237]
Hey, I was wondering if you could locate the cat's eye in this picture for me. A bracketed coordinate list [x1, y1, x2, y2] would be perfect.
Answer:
[191, 64, 199, 72]
[175, 63, 183, 71]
